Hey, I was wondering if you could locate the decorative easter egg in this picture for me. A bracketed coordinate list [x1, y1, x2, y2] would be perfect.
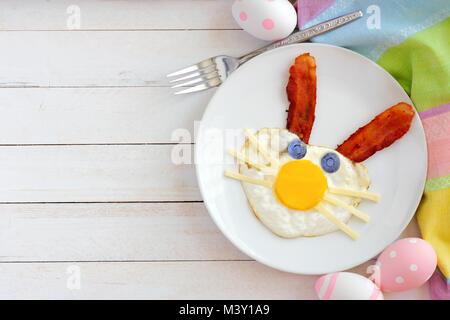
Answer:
[232, 0, 297, 41]
[315, 272, 384, 300]
[375, 238, 437, 292]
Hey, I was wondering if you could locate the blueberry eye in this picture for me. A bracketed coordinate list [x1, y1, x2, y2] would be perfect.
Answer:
[288, 139, 307, 159]
[321, 152, 340, 173]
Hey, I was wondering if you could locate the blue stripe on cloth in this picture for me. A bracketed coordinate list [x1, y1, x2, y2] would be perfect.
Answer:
[302, 0, 450, 60]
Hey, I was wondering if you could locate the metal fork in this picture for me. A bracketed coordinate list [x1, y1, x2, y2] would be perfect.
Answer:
[167, 10, 363, 95]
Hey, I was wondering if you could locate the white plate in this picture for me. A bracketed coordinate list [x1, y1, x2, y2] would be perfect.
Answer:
[195, 43, 427, 275]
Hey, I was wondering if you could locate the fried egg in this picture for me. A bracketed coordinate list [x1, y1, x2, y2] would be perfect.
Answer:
[226, 128, 375, 239]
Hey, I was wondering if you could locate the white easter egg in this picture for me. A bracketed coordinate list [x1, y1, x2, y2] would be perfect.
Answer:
[232, 0, 297, 41]
[315, 272, 384, 300]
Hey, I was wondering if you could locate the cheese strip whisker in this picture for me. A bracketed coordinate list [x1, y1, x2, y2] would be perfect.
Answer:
[244, 129, 279, 167]
[224, 170, 273, 188]
[328, 187, 380, 202]
[315, 203, 359, 240]
[323, 194, 370, 223]
[228, 149, 276, 175]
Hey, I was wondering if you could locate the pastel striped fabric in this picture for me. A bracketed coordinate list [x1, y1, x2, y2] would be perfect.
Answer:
[296, 0, 450, 299]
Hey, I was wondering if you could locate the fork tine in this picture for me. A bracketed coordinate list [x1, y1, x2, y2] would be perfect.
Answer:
[174, 78, 221, 95]
[171, 71, 219, 89]
[167, 65, 199, 78]
[167, 58, 215, 78]
[169, 65, 216, 83]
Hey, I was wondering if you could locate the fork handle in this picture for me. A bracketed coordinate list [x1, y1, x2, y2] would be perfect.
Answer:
[238, 10, 364, 65]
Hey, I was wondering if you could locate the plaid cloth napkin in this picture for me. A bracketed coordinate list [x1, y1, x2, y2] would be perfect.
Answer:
[296, 0, 450, 299]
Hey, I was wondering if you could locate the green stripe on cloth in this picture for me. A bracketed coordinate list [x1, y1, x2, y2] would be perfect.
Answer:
[378, 17, 450, 283]
[425, 175, 450, 192]
[377, 17, 450, 112]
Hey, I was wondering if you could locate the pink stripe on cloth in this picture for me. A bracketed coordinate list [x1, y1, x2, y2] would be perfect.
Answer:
[419, 102, 450, 119]
[296, 0, 335, 28]
[323, 273, 338, 300]
[421, 109, 450, 179]
[429, 270, 450, 300]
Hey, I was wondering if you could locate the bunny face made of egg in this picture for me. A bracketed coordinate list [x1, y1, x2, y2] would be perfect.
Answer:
[235, 128, 371, 239]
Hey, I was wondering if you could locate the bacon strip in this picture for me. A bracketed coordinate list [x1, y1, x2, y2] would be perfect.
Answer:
[336, 102, 415, 162]
[286, 53, 317, 144]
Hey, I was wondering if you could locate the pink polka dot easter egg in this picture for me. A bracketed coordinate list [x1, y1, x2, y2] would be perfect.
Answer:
[375, 238, 437, 292]
[232, 0, 297, 41]
[315, 272, 384, 300]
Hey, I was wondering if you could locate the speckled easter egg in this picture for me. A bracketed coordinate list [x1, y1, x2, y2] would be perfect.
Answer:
[232, 0, 297, 41]
[376, 238, 437, 292]
[315, 272, 384, 300]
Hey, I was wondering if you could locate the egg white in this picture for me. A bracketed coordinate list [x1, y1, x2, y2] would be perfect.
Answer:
[239, 128, 370, 238]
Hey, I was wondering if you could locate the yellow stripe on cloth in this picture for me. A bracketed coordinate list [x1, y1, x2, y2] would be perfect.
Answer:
[417, 188, 450, 278]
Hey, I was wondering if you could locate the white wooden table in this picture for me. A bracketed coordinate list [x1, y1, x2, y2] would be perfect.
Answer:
[0, 0, 429, 299]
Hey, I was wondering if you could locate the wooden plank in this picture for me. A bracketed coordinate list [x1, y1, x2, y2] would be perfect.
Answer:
[0, 261, 317, 299]
[0, 200, 427, 299]
[0, 31, 265, 87]
[0, 202, 247, 262]
[0, 0, 238, 31]
[0, 87, 209, 144]
[0, 198, 422, 263]
[0, 260, 429, 299]
[0, 145, 200, 202]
